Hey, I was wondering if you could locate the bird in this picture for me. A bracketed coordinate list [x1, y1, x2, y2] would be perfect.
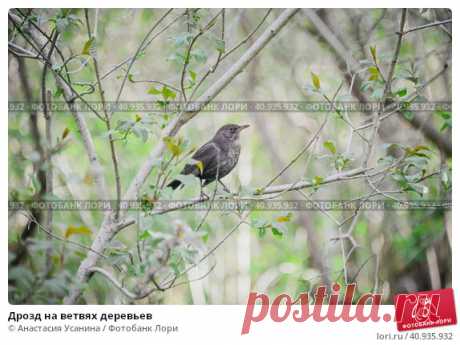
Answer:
[167, 124, 250, 192]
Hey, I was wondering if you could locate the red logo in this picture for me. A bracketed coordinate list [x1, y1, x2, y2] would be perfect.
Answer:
[394, 288, 457, 331]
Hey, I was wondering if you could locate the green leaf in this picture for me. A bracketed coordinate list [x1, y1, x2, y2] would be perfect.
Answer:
[368, 74, 379, 81]
[251, 217, 271, 238]
[173, 32, 194, 47]
[258, 227, 267, 238]
[334, 155, 350, 172]
[435, 110, 451, 120]
[440, 121, 451, 131]
[61, 127, 70, 139]
[147, 86, 162, 95]
[435, 110, 451, 131]
[81, 37, 95, 55]
[370, 45, 377, 61]
[396, 88, 407, 97]
[412, 145, 431, 152]
[405, 145, 431, 158]
[368, 66, 379, 81]
[54, 87, 64, 98]
[311, 72, 321, 90]
[139, 230, 151, 241]
[275, 212, 292, 223]
[64, 225, 92, 238]
[189, 70, 197, 82]
[214, 39, 225, 53]
[323, 140, 336, 154]
[191, 48, 207, 64]
[161, 86, 176, 100]
[312, 175, 324, 186]
[167, 52, 186, 65]
[368, 66, 378, 75]
[163, 136, 182, 157]
[271, 226, 284, 239]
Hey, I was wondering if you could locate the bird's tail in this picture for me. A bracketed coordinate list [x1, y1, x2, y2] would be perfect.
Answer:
[167, 179, 183, 190]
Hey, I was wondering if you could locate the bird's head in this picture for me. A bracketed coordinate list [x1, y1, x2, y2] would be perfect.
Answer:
[214, 123, 250, 142]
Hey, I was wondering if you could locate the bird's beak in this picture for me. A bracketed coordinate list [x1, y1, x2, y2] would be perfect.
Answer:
[238, 124, 250, 131]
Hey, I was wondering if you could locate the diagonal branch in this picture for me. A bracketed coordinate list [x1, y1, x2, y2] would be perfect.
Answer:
[401, 19, 451, 35]
[363, 9, 407, 168]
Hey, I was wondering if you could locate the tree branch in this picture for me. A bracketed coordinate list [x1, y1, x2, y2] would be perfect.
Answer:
[180, 10, 223, 102]
[85, 9, 122, 220]
[401, 19, 451, 35]
[363, 9, 407, 168]
[9, 12, 109, 201]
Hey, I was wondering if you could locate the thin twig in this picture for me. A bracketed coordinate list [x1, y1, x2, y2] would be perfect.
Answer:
[112, 9, 174, 114]
[180, 10, 223, 102]
[89, 267, 138, 299]
[222, 9, 272, 60]
[262, 116, 328, 190]
[401, 19, 451, 35]
[363, 9, 407, 169]
[188, 9, 226, 101]
[128, 78, 181, 93]
[85, 9, 122, 220]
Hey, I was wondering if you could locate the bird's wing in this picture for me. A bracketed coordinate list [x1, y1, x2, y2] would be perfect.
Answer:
[183, 141, 221, 176]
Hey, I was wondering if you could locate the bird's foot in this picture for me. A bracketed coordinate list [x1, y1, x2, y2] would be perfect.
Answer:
[218, 180, 232, 194]
[200, 191, 210, 200]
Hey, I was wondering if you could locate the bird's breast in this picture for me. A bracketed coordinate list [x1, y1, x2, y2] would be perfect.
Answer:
[226, 142, 241, 167]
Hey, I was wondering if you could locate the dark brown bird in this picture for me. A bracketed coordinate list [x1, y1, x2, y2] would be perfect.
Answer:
[167, 124, 250, 191]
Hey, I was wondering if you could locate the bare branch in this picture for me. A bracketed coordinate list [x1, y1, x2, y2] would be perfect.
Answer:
[259, 167, 369, 195]
[89, 267, 139, 300]
[222, 9, 272, 60]
[401, 19, 451, 35]
[8, 42, 39, 58]
[262, 114, 328, 190]
[128, 78, 181, 93]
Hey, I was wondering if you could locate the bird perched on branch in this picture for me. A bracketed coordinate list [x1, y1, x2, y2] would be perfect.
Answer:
[167, 124, 250, 192]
